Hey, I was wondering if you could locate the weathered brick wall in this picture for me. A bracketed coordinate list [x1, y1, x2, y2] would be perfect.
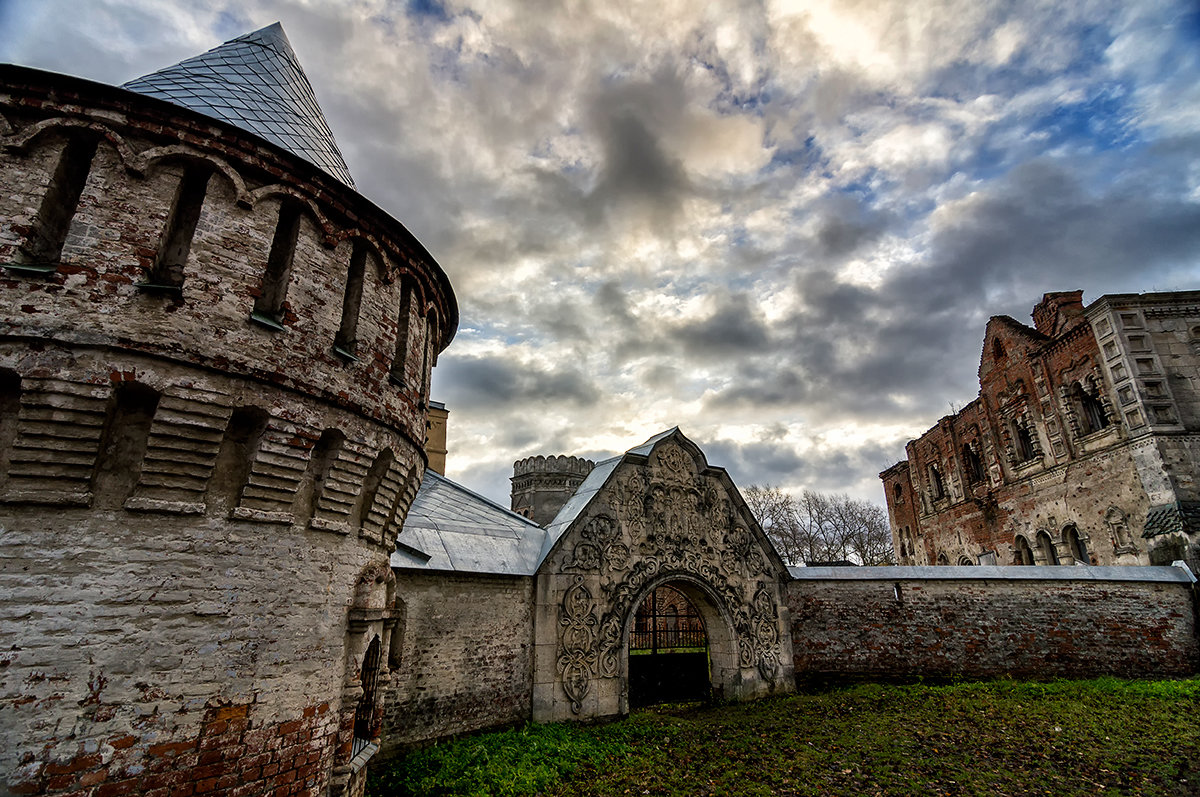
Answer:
[788, 567, 1199, 681]
[0, 64, 455, 795]
[378, 573, 534, 757]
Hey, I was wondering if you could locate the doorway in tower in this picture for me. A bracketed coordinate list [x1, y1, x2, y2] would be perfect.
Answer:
[628, 584, 710, 707]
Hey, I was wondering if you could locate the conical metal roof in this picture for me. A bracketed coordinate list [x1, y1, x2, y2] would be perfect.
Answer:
[122, 23, 355, 187]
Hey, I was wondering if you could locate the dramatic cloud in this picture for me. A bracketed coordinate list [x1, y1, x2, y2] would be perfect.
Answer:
[3, 0, 1197, 506]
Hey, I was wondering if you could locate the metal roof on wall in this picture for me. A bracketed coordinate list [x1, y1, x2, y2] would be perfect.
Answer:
[391, 470, 547, 576]
[123, 22, 355, 187]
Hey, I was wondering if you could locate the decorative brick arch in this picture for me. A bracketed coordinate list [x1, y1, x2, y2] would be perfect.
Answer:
[533, 431, 794, 722]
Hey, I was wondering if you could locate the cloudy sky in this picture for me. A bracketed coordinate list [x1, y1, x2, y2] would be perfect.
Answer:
[3, 0, 1198, 507]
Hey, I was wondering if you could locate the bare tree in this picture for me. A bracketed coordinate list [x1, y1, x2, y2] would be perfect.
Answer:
[744, 485, 895, 567]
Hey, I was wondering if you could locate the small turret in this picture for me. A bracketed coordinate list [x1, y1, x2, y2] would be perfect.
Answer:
[511, 455, 595, 527]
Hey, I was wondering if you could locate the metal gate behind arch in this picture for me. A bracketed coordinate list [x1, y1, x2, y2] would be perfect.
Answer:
[628, 585, 709, 707]
[352, 635, 381, 756]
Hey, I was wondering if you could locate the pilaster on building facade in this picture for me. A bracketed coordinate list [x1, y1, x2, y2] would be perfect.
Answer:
[881, 290, 1200, 571]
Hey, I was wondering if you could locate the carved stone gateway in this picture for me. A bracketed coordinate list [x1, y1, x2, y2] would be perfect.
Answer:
[532, 430, 795, 722]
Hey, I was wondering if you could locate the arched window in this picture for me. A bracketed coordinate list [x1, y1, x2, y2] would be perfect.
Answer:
[1013, 535, 1033, 565]
[893, 482, 903, 504]
[958, 555, 975, 566]
[962, 443, 984, 484]
[12, 135, 99, 273]
[936, 552, 949, 566]
[1071, 382, 1109, 435]
[929, 463, 945, 501]
[1036, 530, 1058, 565]
[1063, 525, 1088, 564]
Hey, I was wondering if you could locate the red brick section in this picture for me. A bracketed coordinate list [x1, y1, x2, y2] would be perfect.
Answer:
[11, 702, 337, 797]
[787, 575, 1199, 682]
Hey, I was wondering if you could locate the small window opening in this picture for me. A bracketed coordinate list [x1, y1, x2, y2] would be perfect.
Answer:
[251, 199, 303, 329]
[207, 407, 269, 514]
[388, 281, 415, 386]
[1063, 525, 1088, 564]
[294, 428, 344, 523]
[144, 163, 212, 291]
[1013, 535, 1034, 565]
[1071, 382, 1109, 435]
[992, 338, 1006, 360]
[1036, 530, 1059, 565]
[958, 555, 975, 566]
[893, 482, 903, 504]
[92, 382, 160, 508]
[962, 443, 984, 484]
[334, 240, 368, 359]
[418, 310, 437, 407]
[936, 552, 949, 566]
[929, 463, 945, 501]
[1014, 421, 1036, 462]
[354, 448, 395, 530]
[0, 370, 21, 481]
[10, 136, 99, 273]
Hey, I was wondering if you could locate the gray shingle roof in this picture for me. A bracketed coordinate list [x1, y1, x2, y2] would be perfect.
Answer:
[122, 22, 355, 187]
[391, 470, 547, 575]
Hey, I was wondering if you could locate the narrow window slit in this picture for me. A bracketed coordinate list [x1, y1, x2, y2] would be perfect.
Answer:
[7, 136, 98, 276]
[388, 281, 414, 386]
[334, 240, 367, 360]
[140, 163, 212, 293]
[250, 198, 303, 330]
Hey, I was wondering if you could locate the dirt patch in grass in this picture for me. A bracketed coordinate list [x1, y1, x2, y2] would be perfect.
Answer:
[368, 677, 1200, 796]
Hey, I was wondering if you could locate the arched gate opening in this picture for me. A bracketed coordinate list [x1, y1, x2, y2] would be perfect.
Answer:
[627, 582, 712, 707]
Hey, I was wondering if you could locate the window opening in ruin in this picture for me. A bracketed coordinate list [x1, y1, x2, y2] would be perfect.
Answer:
[936, 552, 949, 566]
[929, 463, 945, 501]
[9, 136, 99, 274]
[334, 239, 368, 359]
[207, 406, 269, 514]
[92, 382, 161, 508]
[992, 338, 1005, 360]
[353, 635, 382, 757]
[893, 483, 903, 503]
[629, 584, 709, 707]
[957, 555, 975, 566]
[144, 163, 212, 291]
[1014, 421, 1036, 462]
[1036, 530, 1058, 565]
[388, 280, 415, 386]
[251, 198, 303, 329]
[1014, 535, 1034, 565]
[1063, 525, 1088, 564]
[1071, 382, 1109, 435]
[962, 443, 984, 484]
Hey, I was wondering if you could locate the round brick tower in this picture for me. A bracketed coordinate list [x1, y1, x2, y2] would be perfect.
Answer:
[510, 455, 596, 527]
[0, 27, 455, 797]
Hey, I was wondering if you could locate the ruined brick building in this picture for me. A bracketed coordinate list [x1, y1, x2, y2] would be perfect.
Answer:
[2, 25, 1198, 797]
[881, 290, 1200, 571]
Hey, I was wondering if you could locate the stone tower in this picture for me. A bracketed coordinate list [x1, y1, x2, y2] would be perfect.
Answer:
[0, 24, 455, 797]
[511, 455, 595, 526]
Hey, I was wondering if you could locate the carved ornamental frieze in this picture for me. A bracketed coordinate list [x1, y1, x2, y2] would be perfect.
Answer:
[549, 439, 787, 715]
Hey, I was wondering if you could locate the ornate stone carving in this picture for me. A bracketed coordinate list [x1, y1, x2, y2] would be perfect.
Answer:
[556, 575, 597, 714]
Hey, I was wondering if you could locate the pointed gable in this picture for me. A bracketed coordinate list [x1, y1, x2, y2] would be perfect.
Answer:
[122, 23, 355, 187]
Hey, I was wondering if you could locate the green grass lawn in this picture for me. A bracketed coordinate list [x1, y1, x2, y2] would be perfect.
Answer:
[368, 677, 1200, 796]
